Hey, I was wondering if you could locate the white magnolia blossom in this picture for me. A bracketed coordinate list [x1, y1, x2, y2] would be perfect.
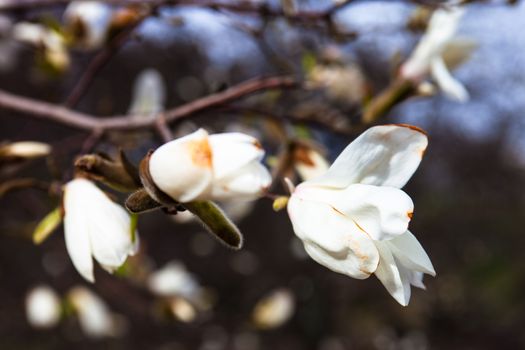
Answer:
[67, 286, 122, 338]
[400, 7, 469, 102]
[149, 129, 272, 203]
[63, 1, 113, 50]
[25, 285, 61, 329]
[287, 125, 435, 306]
[63, 178, 138, 282]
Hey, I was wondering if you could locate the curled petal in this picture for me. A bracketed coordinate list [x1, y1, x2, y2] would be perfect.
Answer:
[294, 184, 414, 241]
[374, 241, 411, 306]
[401, 7, 465, 80]
[88, 200, 136, 271]
[387, 230, 435, 276]
[149, 129, 213, 202]
[287, 195, 379, 279]
[210, 132, 265, 180]
[430, 56, 469, 102]
[308, 125, 428, 189]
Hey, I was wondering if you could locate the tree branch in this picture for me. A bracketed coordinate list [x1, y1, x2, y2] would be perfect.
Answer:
[0, 76, 297, 131]
[0, 0, 353, 22]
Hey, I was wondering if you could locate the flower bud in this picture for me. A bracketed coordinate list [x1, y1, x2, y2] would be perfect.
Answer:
[148, 129, 271, 203]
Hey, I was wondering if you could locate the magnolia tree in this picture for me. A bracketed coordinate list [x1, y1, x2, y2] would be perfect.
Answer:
[0, 0, 504, 348]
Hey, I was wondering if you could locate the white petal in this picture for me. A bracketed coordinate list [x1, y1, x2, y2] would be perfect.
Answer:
[88, 200, 135, 271]
[149, 129, 213, 202]
[294, 184, 414, 241]
[209, 132, 265, 180]
[408, 271, 426, 290]
[387, 231, 435, 276]
[430, 56, 469, 102]
[308, 125, 427, 189]
[64, 180, 95, 282]
[401, 7, 465, 80]
[287, 195, 379, 279]
[374, 241, 411, 306]
[211, 161, 271, 200]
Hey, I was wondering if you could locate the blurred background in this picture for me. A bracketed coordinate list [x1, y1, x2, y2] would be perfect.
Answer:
[1, 0, 525, 349]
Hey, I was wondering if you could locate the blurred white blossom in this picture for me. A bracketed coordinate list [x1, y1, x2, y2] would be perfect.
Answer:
[128, 68, 166, 115]
[25, 285, 61, 329]
[67, 286, 124, 338]
[400, 7, 469, 102]
[252, 288, 295, 329]
[0, 141, 50, 159]
[63, 1, 113, 50]
[63, 178, 138, 282]
[12, 22, 70, 72]
[148, 261, 201, 301]
[287, 125, 435, 306]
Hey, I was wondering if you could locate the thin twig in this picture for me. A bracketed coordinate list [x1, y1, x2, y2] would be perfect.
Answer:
[0, 178, 50, 197]
[0, 76, 297, 131]
[153, 113, 173, 143]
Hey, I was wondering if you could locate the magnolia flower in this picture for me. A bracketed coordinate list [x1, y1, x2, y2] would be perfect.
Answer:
[400, 7, 469, 102]
[287, 125, 435, 306]
[63, 1, 113, 50]
[148, 129, 271, 203]
[25, 285, 61, 329]
[63, 178, 138, 282]
[67, 286, 124, 338]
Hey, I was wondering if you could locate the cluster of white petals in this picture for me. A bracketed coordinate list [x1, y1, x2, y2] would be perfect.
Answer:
[149, 129, 272, 203]
[63, 178, 138, 282]
[287, 125, 435, 306]
[400, 7, 469, 102]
